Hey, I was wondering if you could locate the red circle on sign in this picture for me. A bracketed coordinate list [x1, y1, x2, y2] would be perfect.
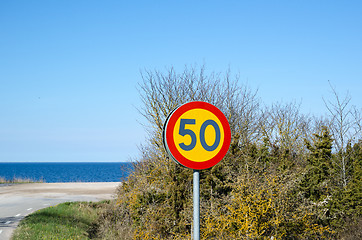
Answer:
[164, 101, 231, 170]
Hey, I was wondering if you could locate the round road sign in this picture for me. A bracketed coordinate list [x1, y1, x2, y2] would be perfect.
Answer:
[163, 101, 231, 170]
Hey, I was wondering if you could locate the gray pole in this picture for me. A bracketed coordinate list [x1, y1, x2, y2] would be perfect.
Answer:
[193, 170, 200, 240]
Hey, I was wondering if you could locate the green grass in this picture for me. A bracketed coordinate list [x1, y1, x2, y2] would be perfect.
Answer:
[11, 201, 108, 240]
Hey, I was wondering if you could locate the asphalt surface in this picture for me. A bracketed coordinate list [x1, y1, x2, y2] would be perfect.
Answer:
[0, 182, 120, 240]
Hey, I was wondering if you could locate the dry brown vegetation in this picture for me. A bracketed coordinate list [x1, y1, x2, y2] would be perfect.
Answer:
[0, 176, 44, 184]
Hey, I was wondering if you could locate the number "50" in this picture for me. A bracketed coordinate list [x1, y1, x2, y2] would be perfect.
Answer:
[179, 119, 221, 152]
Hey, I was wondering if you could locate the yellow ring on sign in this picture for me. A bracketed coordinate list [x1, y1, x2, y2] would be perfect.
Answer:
[173, 108, 225, 162]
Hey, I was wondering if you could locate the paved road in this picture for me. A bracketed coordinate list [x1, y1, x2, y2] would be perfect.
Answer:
[0, 182, 120, 240]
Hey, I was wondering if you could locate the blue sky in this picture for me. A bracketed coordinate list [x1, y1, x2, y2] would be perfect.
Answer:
[0, 1, 361, 162]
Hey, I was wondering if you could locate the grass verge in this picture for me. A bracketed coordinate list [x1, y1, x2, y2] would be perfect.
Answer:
[11, 201, 109, 240]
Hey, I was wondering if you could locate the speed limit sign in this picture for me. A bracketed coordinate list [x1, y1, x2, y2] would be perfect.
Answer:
[163, 101, 231, 170]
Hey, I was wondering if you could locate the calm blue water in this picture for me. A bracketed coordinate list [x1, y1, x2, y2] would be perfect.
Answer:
[0, 162, 134, 183]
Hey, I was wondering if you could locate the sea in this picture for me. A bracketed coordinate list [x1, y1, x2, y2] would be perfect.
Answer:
[0, 162, 134, 183]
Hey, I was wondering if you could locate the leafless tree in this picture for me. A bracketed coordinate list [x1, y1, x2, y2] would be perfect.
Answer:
[352, 106, 362, 140]
[262, 101, 310, 155]
[323, 81, 361, 187]
[137, 65, 262, 162]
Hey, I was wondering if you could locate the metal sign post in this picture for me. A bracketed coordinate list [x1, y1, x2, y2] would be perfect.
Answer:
[193, 170, 200, 240]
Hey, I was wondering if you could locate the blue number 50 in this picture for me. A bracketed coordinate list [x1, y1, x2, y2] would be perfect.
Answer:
[178, 119, 220, 152]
